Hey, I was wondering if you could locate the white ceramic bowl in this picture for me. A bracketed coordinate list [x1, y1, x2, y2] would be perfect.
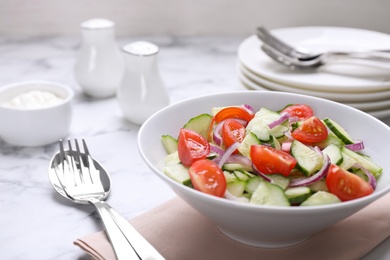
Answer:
[138, 91, 390, 248]
[0, 81, 73, 147]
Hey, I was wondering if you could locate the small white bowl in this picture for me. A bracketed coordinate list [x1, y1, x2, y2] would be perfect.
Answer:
[138, 91, 390, 248]
[0, 80, 74, 147]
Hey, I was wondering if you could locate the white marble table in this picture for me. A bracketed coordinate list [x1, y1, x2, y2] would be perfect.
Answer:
[0, 35, 390, 259]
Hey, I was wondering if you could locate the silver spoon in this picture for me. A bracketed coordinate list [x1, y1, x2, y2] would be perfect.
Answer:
[49, 139, 165, 260]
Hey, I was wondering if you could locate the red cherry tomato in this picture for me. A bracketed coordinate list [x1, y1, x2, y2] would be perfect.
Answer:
[178, 128, 210, 167]
[221, 119, 245, 153]
[250, 145, 297, 176]
[214, 107, 253, 124]
[282, 104, 314, 120]
[188, 159, 227, 197]
[292, 116, 328, 143]
[326, 164, 374, 201]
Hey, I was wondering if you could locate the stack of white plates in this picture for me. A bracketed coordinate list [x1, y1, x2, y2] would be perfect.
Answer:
[238, 26, 390, 118]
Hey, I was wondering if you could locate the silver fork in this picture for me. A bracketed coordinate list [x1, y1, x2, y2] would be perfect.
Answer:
[256, 26, 313, 60]
[257, 26, 390, 70]
[53, 139, 165, 260]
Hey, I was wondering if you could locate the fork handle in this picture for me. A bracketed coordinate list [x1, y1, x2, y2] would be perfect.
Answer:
[90, 199, 141, 260]
[100, 201, 166, 260]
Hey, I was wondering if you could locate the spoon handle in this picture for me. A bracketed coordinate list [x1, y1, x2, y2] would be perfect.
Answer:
[100, 201, 166, 260]
[90, 198, 140, 260]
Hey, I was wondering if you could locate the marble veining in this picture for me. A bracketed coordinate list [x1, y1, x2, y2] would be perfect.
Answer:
[1, 35, 390, 259]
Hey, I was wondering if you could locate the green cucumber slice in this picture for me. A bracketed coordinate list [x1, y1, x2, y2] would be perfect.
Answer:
[164, 163, 191, 186]
[322, 143, 343, 165]
[308, 179, 328, 192]
[285, 186, 312, 204]
[161, 135, 178, 154]
[324, 118, 354, 145]
[301, 191, 341, 206]
[245, 176, 263, 194]
[341, 146, 382, 177]
[246, 107, 289, 142]
[291, 140, 323, 176]
[250, 181, 290, 206]
[183, 113, 212, 139]
[238, 131, 260, 158]
[227, 180, 246, 197]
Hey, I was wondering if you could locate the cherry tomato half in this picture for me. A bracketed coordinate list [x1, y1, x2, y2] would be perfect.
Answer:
[214, 107, 253, 124]
[178, 128, 210, 167]
[282, 104, 314, 120]
[250, 145, 297, 176]
[188, 159, 227, 197]
[326, 164, 374, 201]
[221, 119, 245, 153]
[292, 116, 328, 143]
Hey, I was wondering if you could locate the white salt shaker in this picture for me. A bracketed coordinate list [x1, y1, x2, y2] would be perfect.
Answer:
[117, 41, 170, 125]
[74, 18, 124, 98]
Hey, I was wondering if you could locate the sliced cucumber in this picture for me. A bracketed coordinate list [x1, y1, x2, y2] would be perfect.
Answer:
[340, 146, 383, 177]
[268, 134, 281, 150]
[223, 171, 238, 183]
[161, 135, 178, 154]
[227, 180, 246, 197]
[246, 107, 289, 142]
[238, 131, 260, 158]
[245, 176, 263, 194]
[268, 174, 290, 190]
[291, 140, 323, 176]
[164, 151, 181, 166]
[308, 179, 328, 192]
[250, 181, 290, 206]
[313, 132, 343, 150]
[222, 163, 252, 172]
[285, 186, 312, 204]
[322, 143, 343, 165]
[339, 151, 357, 171]
[233, 170, 250, 181]
[324, 118, 354, 145]
[163, 163, 191, 186]
[301, 191, 341, 206]
[183, 113, 212, 139]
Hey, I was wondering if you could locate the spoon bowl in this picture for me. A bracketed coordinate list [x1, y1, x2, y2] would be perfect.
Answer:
[48, 151, 111, 205]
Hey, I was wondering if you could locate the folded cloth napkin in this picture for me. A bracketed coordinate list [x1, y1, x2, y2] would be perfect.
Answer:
[74, 193, 390, 260]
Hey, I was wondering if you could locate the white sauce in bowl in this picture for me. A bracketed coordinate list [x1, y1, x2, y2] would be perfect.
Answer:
[2, 90, 64, 109]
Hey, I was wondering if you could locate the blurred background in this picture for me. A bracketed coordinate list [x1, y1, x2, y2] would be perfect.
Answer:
[0, 0, 389, 36]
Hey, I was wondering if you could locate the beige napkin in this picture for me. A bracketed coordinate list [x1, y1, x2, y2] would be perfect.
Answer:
[74, 193, 390, 260]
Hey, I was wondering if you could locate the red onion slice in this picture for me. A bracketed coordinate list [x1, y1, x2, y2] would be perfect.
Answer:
[353, 163, 377, 189]
[281, 141, 292, 153]
[289, 155, 331, 187]
[213, 121, 224, 146]
[218, 142, 240, 168]
[241, 104, 254, 115]
[210, 143, 224, 156]
[268, 112, 290, 129]
[345, 141, 364, 151]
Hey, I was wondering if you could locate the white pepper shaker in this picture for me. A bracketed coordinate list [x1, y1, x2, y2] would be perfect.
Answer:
[74, 18, 124, 98]
[117, 41, 170, 125]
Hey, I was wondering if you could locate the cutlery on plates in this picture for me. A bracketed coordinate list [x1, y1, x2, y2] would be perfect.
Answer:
[257, 26, 390, 70]
[49, 138, 165, 260]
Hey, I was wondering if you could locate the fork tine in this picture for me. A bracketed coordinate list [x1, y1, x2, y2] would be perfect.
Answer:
[257, 26, 310, 60]
[82, 139, 101, 184]
[67, 139, 83, 187]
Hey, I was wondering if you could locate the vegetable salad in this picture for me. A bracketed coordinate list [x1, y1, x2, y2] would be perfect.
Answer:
[161, 104, 382, 206]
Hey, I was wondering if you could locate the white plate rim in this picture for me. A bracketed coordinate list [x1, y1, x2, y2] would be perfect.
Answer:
[239, 63, 390, 110]
[238, 26, 390, 93]
[237, 68, 390, 119]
